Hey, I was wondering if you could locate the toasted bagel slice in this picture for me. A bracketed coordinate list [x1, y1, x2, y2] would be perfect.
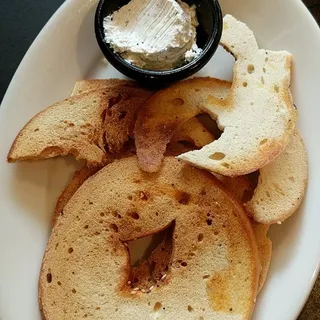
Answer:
[177, 15, 297, 175]
[172, 117, 215, 147]
[245, 130, 308, 224]
[8, 81, 152, 165]
[71, 79, 153, 153]
[135, 15, 297, 176]
[71, 79, 140, 96]
[40, 157, 260, 320]
[134, 77, 231, 172]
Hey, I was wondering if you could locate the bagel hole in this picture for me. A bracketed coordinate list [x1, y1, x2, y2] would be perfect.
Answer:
[242, 188, 255, 204]
[167, 114, 221, 156]
[126, 222, 175, 292]
[197, 113, 223, 139]
[248, 171, 259, 188]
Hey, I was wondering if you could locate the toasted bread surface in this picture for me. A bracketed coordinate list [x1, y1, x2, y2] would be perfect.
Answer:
[71, 79, 139, 96]
[40, 157, 260, 320]
[172, 117, 215, 147]
[71, 79, 153, 153]
[245, 130, 308, 224]
[177, 15, 297, 176]
[217, 175, 272, 293]
[135, 77, 231, 172]
[8, 81, 152, 164]
[8, 90, 110, 166]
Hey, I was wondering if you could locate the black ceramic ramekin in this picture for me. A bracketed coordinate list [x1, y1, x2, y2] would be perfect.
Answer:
[95, 0, 223, 86]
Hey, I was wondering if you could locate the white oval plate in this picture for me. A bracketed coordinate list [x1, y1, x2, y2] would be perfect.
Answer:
[0, 0, 320, 319]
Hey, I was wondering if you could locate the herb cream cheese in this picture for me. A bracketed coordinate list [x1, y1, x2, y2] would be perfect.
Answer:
[103, 0, 202, 70]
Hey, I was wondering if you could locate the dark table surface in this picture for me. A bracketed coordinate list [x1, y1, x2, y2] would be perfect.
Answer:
[0, 0, 319, 318]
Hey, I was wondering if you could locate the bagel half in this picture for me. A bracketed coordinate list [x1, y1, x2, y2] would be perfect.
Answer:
[245, 130, 308, 224]
[40, 157, 260, 320]
[8, 80, 152, 165]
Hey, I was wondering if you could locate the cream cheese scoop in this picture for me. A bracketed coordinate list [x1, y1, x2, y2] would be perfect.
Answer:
[103, 0, 202, 70]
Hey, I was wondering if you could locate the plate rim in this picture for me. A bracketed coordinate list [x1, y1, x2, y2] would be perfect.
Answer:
[1, 0, 320, 319]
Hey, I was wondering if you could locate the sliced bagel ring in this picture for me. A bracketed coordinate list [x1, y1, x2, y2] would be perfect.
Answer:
[40, 157, 260, 320]
[135, 15, 297, 176]
[178, 15, 297, 175]
[7, 81, 152, 166]
[134, 78, 231, 172]
[245, 130, 308, 224]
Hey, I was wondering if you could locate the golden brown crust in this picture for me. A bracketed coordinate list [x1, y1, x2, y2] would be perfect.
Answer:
[175, 16, 297, 176]
[52, 165, 101, 226]
[251, 222, 272, 292]
[217, 175, 271, 294]
[40, 157, 260, 320]
[171, 117, 215, 147]
[7, 90, 109, 166]
[7, 81, 152, 166]
[245, 130, 308, 224]
[71, 78, 141, 96]
[134, 77, 231, 172]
